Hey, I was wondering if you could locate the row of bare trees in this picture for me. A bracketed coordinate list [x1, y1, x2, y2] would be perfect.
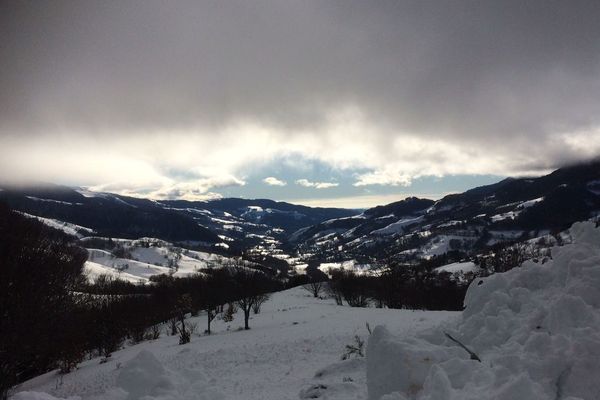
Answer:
[302, 265, 470, 311]
[0, 204, 87, 399]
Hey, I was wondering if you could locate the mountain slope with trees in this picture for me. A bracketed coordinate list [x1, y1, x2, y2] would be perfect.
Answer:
[292, 160, 600, 264]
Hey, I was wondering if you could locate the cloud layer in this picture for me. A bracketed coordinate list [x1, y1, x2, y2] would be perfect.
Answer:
[295, 179, 339, 189]
[263, 177, 287, 187]
[1, 1, 600, 199]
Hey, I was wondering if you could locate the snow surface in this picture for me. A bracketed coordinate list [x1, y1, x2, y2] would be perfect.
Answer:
[436, 220, 465, 228]
[518, 197, 544, 209]
[367, 221, 600, 400]
[420, 235, 475, 258]
[13, 287, 455, 400]
[319, 260, 375, 276]
[490, 197, 543, 222]
[19, 213, 95, 238]
[25, 196, 82, 206]
[83, 240, 233, 283]
[490, 210, 521, 222]
[371, 216, 424, 236]
[84, 260, 148, 284]
[433, 261, 478, 275]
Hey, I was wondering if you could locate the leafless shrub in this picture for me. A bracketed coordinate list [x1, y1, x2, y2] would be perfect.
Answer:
[341, 335, 365, 360]
[303, 281, 326, 298]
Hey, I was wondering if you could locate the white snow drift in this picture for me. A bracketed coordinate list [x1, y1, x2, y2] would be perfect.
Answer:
[367, 221, 600, 400]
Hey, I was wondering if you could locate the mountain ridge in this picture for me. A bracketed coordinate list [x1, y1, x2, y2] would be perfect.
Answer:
[1, 159, 599, 265]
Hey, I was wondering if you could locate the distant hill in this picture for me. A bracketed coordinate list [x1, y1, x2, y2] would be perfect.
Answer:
[291, 159, 600, 263]
[0, 185, 359, 252]
[2, 159, 599, 263]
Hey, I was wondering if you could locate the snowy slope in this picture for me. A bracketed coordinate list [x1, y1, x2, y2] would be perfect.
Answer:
[433, 261, 478, 275]
[19, 212, 95, 238]
[367, 221, 600, 400]
[81, 238, 239, 283]
[12, 223, 600, 400]
[12, 287, 456, 400]
[291, 161, 600, 267]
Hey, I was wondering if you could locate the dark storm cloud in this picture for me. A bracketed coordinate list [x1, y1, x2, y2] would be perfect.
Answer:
[1, 0, 600, 185]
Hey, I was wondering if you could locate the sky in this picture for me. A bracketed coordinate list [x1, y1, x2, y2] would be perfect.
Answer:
[1, 1, 600, 208]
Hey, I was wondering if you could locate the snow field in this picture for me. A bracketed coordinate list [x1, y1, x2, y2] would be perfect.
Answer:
[433, 261, 479, 276]
[13, 287, 456, 400]
[83, 241, 233, 283]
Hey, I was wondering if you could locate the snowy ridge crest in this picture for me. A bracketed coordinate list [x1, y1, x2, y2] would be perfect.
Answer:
[367, 221, 600, 400]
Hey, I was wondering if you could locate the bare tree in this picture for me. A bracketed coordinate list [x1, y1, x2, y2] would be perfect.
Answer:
[178, 320, 190, 345]
[222, 302, 236, 322]
[201, 268, 230, 334]
[326, 280, 344, 305]
[303, 281, 326, 298]
[231, 267, 274, 330]
[168, 317, 179, 336]
[252, 294, 270, 314]
[206, 306, 218, 334]
[489, 242, 538, 273]
[0, 205, 87, 398]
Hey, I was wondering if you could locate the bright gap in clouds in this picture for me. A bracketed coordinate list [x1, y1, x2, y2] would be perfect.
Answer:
[0, 113, 512, 207]
[284, 194, 444, 209]
[0, 108, 559, 207]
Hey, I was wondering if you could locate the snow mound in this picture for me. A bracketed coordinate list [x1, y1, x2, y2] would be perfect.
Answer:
[367, 221, 600, 400]
[112, 350, 224, 400]
[116, 350, 174, 399]
[300, 358, 366, 400]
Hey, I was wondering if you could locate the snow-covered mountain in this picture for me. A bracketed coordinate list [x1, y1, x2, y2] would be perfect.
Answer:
[2, 160, 599, 272]
[0, 186, 359, 256]
[291, 160, 600, 265]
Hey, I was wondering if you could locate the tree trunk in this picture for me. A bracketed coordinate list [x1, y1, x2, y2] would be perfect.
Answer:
[244, 308, 250, 330]
[207, 312, 212, 335]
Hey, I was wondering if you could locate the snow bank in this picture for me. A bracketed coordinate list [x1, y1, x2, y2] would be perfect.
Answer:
[14, 351, 224, 400]
[367, 221, 600, 400]
[109, 350, 224, 400]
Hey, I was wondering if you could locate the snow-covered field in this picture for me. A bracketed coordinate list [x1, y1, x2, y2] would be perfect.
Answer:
[12, 288, 456, 400]
[318, 260, 376, 276]
[433, 261, 478, 275]
[82, 238, 238, 283]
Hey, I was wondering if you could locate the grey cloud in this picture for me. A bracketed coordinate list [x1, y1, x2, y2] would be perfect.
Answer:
[1, 0, 600, 174]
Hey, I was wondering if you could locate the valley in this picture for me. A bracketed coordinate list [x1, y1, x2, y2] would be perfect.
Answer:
[2, 160, 599, 283]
